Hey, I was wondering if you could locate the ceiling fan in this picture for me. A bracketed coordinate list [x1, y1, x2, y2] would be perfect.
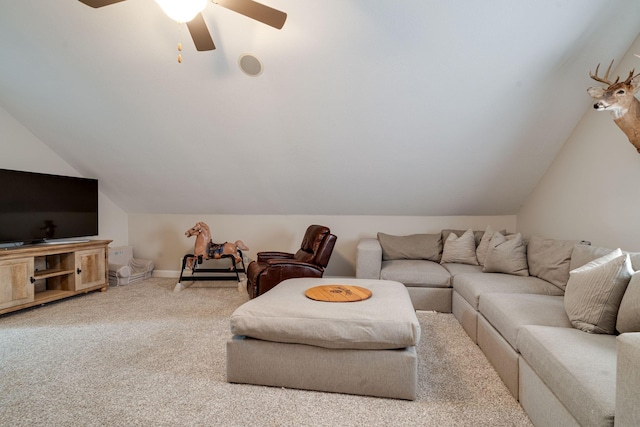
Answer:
[78, 0, 287, 51]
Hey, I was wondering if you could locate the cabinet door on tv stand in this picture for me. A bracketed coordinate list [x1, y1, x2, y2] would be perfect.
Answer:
[74, 248, 106, 291]
[0, 258, 35, 310]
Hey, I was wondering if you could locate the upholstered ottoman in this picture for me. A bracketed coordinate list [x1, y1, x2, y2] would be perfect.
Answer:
[227, 277, 420, 400]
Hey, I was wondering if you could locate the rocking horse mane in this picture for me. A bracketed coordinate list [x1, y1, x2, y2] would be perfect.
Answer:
[197, 222, 211, 236]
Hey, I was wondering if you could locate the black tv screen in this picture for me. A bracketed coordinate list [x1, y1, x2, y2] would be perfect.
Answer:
[0, 169, 98, 244]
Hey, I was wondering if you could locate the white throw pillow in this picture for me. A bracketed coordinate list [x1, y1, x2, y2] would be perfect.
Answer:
[564, 249, 633, 334]
[440, 229, 479, 265]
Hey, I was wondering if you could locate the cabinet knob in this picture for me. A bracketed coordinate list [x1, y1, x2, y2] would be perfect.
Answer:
[77, 268, 82, 274]
[30, 277, 35, 284]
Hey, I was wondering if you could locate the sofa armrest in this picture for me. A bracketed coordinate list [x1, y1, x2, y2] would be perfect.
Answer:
[109, 263, 131, 278]
[264, 259, 325, 274]
[616, 332, 640, 426]
[257, 251, 294, 262]
[249, 260, 325, 297]
[356, 238, 382, 279]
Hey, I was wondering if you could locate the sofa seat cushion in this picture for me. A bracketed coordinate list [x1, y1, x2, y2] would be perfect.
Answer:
[616, 333, 640, 426]
[479, 294, 571, 350]
[381, 259, 451, 287]
[442, 262, 483, 277]
[230, 278, 420, 350]
[517, 325, 616, 427]
[453, 273, 564, 310]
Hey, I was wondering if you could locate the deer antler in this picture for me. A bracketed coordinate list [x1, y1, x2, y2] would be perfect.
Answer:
[590, 60, 619, 86]
[623, 68, 639, 85]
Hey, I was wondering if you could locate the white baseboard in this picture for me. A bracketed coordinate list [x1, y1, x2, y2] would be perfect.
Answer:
[151, 272, 354, 279]
[153, 270, 181, 278]
[152, 269, 248, 279]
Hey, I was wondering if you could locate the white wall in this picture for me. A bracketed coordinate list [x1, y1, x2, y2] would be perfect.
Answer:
[0, 104, 516, 276]
[129, 214, 516, 276]
[517, 33, 640, 251]
[0, 106, 129, 247]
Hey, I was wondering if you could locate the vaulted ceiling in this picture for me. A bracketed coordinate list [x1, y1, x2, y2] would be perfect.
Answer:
[1, 1, 639, 215]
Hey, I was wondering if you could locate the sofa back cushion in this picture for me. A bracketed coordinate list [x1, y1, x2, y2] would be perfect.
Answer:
[527, 236, 575, 291]
[617, 272, 640, 333]
[570, 243, 640, 271]
[569, 244, 616, 271]
[564, 249, 633, 334]
[377, 232, 442, 262]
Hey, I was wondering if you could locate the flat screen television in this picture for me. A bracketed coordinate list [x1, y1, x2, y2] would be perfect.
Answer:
[0, 169, 99, 245]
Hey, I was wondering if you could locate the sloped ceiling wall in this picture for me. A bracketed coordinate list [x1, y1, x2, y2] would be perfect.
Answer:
[1, 0, 639, 216]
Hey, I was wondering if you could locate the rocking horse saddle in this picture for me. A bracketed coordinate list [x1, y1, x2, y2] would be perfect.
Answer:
[207, 242, 225, 258]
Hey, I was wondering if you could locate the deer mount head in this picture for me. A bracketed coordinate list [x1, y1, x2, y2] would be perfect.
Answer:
[587, 60, 640, 153]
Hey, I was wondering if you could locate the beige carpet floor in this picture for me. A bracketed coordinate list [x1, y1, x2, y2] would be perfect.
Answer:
[0, 277, 532, 426]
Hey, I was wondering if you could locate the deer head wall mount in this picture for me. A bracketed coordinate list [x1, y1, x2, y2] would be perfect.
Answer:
[587, 60, 640, 153]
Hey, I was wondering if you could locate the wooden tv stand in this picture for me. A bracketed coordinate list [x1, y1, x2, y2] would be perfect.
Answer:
[0, 240, 111, 315]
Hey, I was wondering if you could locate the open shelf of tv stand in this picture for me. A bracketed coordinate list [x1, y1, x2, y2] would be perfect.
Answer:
[0, 240, 111, 315]
[34, 268, 76, 280]
[32, 266, 76, 304]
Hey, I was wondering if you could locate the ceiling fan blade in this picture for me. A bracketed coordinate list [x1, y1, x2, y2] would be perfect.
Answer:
[78, 0, 127, 8]
[216, 0, 287, 30]
[186, 13, 216, 51]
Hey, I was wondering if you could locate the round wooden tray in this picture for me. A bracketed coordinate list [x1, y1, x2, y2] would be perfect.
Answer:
[305, 285, 372, 302]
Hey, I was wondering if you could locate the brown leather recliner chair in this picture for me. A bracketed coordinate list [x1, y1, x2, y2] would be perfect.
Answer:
[246, 225, 337, 299]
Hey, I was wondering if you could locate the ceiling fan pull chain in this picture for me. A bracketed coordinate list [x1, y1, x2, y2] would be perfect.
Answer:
[177, 22, 183, 63]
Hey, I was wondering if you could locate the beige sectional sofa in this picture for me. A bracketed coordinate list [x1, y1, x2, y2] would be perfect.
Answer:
[356, 228, 640, 426]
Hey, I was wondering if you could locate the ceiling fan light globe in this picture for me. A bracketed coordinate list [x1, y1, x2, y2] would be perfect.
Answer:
[155, 0, 207, 23]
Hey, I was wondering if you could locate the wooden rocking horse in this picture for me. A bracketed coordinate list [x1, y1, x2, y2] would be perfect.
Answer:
[174, 221, 249, 292]
[184, 222, 248, 267]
